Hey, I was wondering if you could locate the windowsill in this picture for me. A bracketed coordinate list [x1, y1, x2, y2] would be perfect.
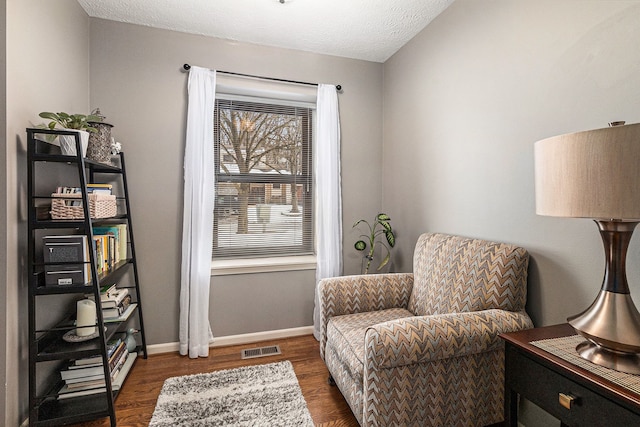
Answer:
[211, 255, 317, 276]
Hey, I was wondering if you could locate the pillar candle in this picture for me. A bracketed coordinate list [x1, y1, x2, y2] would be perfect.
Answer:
[76, 299, 96, 337]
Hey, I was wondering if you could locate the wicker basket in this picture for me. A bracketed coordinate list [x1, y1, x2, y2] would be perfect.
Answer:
[50, 193, 117, 219]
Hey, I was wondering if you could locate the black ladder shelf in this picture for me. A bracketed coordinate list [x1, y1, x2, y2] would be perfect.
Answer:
[26, 128, 147, 427]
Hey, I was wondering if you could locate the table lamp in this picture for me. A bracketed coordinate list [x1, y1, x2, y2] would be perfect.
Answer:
[535, 121, 640, 374]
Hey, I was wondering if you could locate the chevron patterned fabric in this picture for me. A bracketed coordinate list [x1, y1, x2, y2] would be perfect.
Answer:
[318, 232, 533, 426]
[409, 233, 529, 316]
[318, 273, 414, 360]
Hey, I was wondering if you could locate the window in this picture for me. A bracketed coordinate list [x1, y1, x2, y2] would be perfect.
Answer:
[213, 98, 313, 259]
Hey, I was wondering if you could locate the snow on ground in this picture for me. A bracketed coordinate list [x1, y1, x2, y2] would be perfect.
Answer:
[217, 204, 303, 248]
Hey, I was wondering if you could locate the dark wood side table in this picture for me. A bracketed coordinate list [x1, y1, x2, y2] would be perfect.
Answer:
[500, 324, 640, 427]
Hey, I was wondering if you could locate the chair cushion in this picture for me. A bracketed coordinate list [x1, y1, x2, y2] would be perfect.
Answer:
[409, 233, 529, 316]
[326, 308, 413, 383]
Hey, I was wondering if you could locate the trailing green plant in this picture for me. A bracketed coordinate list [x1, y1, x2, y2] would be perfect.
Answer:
[39, 112, 102, 133]
[353, 213, 396, 274]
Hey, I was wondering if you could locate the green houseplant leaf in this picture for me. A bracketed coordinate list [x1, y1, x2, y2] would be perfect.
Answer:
[378, 219, 392, 232]
[352, 213, 396, 274]
[378, 252, 391, 271]
[385, 230, 395, 247]
[354, 240, 367, 251]
[38, 111, 103, 133]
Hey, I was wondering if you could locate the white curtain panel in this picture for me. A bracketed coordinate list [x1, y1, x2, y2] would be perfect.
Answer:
[314, 84, 343, 340]
[179, 66, 216, 358]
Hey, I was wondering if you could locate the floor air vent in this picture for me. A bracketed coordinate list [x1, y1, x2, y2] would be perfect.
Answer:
[241, 345, 281, 359]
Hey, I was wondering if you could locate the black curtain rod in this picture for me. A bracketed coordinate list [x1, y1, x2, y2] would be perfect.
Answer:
[182, 64, 341, 92]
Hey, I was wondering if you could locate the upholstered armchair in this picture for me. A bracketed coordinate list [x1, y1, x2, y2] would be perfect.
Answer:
[318, 232, 534, 426]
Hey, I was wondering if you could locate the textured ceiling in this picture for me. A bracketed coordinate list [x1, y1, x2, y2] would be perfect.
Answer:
[77, 0, 454, 63]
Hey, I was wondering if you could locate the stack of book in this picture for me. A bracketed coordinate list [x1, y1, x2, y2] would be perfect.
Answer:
[93, 224, 127, 273]
[89, 284, 134, 320]
[92, 233, 115, 274]
[53, 184, 113, 205]
[56, 184, 113, 195]
[86, 183, 113, 195]
[58, 337, 133, 399]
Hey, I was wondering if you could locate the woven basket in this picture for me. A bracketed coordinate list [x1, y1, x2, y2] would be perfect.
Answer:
[51, 193, 117, 219]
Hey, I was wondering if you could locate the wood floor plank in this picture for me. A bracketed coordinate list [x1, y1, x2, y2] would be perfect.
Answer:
[68, 334, 359, 427]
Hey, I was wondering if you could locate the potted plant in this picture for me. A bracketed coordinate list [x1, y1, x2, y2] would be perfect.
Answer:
[38, 111, 103, 157]
[353, 213, 396, 274]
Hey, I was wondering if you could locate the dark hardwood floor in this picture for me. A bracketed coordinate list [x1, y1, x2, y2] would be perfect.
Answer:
[70, 334, 359, 427]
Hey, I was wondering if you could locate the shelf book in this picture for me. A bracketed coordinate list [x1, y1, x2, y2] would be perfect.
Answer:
[93, 224, 127, 264]
[104, 303, 137, 323]
[58, 352, 137, 399]
[94, 286, 129, 307]
[88, 286, 132, 319]
[58, 339, 129, 399]
[86, 183, 113, 195]
[55, 184, 112, 195]
[93, 234, 115, 274]
[73, 336, 123, 366]
[103, 294, 132, 319]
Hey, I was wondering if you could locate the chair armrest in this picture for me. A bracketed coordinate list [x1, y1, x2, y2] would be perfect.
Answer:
[365, 309, 533, 369]
[317, 273, 414, 359]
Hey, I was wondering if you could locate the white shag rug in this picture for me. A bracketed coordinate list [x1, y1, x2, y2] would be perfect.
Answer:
[149, 360, 314, 426]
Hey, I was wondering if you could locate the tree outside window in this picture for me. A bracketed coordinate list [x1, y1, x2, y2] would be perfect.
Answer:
[213, 99, 313, 258]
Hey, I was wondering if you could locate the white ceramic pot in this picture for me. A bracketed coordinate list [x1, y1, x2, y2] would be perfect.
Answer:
[59, 129, 89, 157]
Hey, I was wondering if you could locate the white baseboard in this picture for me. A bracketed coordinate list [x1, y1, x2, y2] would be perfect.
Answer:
[147, 326, 315, 355]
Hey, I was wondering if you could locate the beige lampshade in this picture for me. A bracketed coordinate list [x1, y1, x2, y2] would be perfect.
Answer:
[535, 123, 640, 220]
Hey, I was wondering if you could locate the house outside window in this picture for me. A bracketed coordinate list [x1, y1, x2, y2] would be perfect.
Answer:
[213, 98, 314, 259]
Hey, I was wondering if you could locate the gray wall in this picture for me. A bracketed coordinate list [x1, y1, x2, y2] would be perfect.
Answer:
[383, 0, 640, 327]
[383, 1, 640, 425]
[5, 1, 90, 425]
[88, 19, 384, 345]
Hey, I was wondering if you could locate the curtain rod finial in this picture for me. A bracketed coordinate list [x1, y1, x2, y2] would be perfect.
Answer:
[183, 64, 191, 71]
[336, 84, 342, 91]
